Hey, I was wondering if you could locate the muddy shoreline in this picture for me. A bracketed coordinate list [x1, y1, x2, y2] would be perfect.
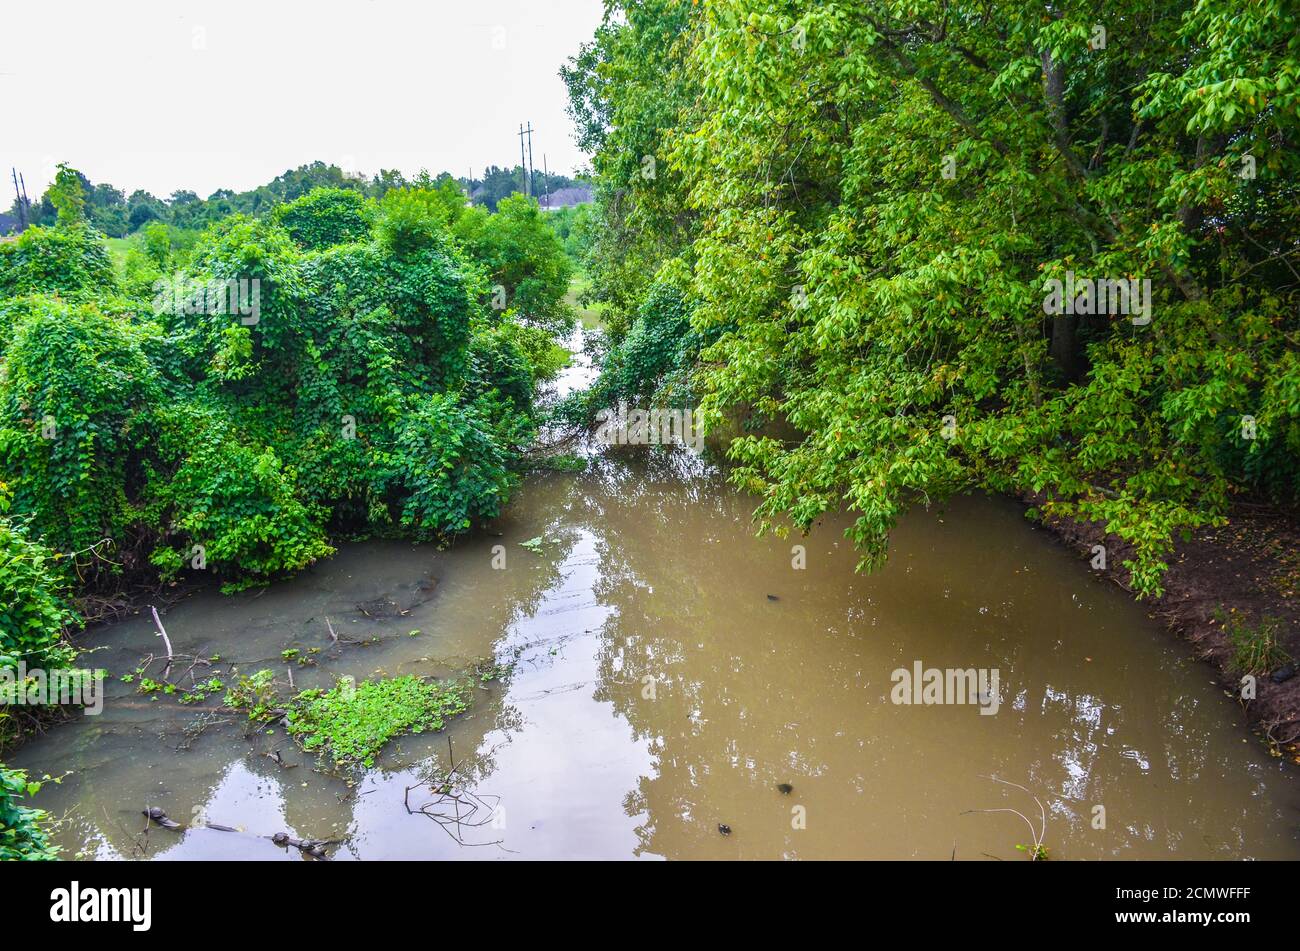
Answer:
[1031, 495, 1300, 762]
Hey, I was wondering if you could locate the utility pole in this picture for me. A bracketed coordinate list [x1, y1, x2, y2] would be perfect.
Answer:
[526, 124, 535, 201]
[11, 167, 26, 229]
[518, 122, 536, 198]
[518, 123, 529, 197]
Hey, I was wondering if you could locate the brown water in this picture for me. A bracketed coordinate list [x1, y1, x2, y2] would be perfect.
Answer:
[12, 444, 1300, 861]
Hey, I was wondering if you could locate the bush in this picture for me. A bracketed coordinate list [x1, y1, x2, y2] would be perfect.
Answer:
[0, 766, 58, 860]
[453, 194, 574, 337]
[146, 405, 334, 590]
[380, 394, 516, 539]
[0, 298, 161, 553]
[272, 187, 375, 250]
[0, 224, 116, 299]
[0, 518, 78, 674]
[467, 321, 534, 410]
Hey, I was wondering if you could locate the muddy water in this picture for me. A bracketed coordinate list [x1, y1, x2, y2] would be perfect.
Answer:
[13, 442, 1300, 861]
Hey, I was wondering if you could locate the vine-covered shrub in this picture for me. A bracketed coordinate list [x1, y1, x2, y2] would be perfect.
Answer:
[0, 299, 161, 553]
[467, 321, 535, 411]
[0, 766, 58, 860]
[0, 224, 115, 299]
[379, 394, 516, 538]
[303, 234, 474, 387]
[0, 516, 78, 674]
[597, 281, 699, 405]
[174, 215, 307, 378]
[272, 187, 375, 251]
[0, 182, 565, 593]
[453, 193, 575, 337]
[145, 405, 334, 589]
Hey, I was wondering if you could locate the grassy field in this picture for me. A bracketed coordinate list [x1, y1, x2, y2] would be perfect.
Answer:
[103, 236, 134, 268]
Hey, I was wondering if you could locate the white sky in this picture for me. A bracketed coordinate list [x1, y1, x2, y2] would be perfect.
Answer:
[0, 0, 606, 200]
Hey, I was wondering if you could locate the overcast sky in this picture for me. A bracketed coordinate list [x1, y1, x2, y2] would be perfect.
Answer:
[1, 0, 606, 200]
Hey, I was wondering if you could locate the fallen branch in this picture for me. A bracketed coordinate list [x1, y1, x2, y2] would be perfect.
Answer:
[269, 832, 335, 858]
[403, 737, 508, 850]
[149, 606, 175, 678]
[961, 775, 1050, 861]
[141, 806, 337, 858]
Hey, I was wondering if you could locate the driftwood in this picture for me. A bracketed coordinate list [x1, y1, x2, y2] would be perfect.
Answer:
[270, 832, 334, 858]
[141, 806, 337, 858]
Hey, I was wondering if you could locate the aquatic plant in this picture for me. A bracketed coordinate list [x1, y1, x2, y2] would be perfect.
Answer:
[285, 675, 470, 770]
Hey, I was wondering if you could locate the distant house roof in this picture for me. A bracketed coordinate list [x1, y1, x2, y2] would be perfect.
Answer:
[538, 185, 593, 210]
[0, 212, 21, 236]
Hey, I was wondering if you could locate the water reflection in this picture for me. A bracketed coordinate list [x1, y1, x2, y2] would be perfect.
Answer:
[13, 448, 1300, 860]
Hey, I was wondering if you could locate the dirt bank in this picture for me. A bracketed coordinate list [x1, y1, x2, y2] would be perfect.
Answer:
[1033, 497, 1300, 761]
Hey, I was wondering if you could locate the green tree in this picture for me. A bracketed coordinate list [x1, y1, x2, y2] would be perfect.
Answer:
[47, 164, 88, 226]
[574, 0, 1300, 597]
[454, 194, 574, 337]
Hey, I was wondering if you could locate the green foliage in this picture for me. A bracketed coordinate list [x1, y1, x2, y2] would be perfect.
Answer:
[48, 164, 87, 226]
[0, 166, 564, 597]
[561, 1, 697, 340]
[572, 0, 1300, 597]
[142, 221, 171, 268]
[0, 766, 59, 860]
[376, 186, 457, 256]
[467, 321, 535, 410]
[597, 280, 700, 406]
[145, 406, 335, 591]
[379, 394, 517, 539]
[285, 675, 470, 769]
[0, 224, 116, 300]
[223, 668, 280, 721]
[0, 298, 160, 553]
[546, 202, 598, 261]
[272, 187, 376, 250]
[0, 517, 79, 674]
[454, 194, 575, 336]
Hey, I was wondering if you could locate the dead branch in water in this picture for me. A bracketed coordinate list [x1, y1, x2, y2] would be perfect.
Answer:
[141, 806, 339, 859]
[149, 606, 175, 677]
[403, 736, 508, 850]
[961, 775, 1050, 861]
